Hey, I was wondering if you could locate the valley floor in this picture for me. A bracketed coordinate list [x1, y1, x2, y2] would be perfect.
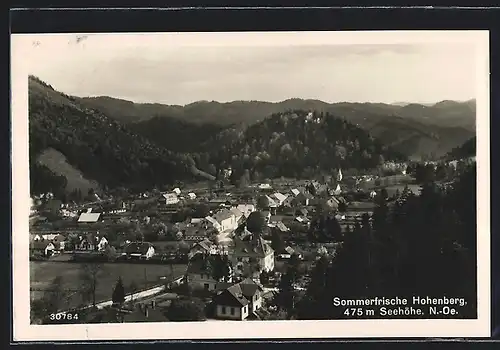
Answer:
[30, 260, 187, 310]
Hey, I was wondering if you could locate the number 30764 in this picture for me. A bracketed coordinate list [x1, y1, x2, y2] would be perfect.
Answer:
[49, 312, 79, 321]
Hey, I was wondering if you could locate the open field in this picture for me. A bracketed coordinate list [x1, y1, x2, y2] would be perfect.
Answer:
[30, 261, 187, 309]
[37, 147, 99, 194]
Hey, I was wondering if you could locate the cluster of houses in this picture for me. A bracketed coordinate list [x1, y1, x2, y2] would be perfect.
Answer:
[160, 187, 197, 206]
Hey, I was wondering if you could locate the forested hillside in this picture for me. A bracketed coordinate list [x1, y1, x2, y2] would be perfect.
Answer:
[28, 76, 475, 198]
[194, 110, 407, 181]
[128, 116, 224, 153]
[81, 96, 475, 160]
[28, 76, 197, 195]
[292, 164, 477, 319]
[446, 136, 476, 160]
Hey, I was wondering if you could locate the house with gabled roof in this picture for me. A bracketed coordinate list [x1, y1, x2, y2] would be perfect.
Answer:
[188, 238, 229, 259]
[270, 192, 288, 207]
[231, 235, 274, 276]
[162, 192, 179, 205]
[236, 204, 255, 218]
[229, 207, 244, 224]
[213, 278, 264, 320]
[77, 209, 101, 223]
[183, 224, 209, 243]
[30, 240, 56, 257]
[291, 190, 313, 207]
[186, 253, 233, 292]
[210, 208, 238, 233]
[268, 221, 289, 234]
[123, 242, 155, 260]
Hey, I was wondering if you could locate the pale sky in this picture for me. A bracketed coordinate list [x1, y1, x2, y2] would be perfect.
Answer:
[21, 32, 480, 105]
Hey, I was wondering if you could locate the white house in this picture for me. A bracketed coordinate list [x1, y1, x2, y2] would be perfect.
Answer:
[231, 236, 275, 275]
[337, 168, 343, 182]
[204, 216, 222, 232]
[96, 236, 108, 251]
[213, 278, 264, 320]
[123, 242, 155, 260]
[258, 183, 272, 190]
[229, 207, 244, 224]
[187, 192, 197, 200]
[270, 192, 288, 206]
[30, 241, 56, 257]
[212, 209, 238, 233]
[333, 184, 342, 195]
[186, 255, 233, 292]
[163, 193, 179, 205]
[173, 188, 181, 195]
[188, 239, 229, 259]
[236, 204, 256, 218]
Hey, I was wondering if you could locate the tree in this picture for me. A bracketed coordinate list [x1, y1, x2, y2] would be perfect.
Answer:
[135, 221, 144, 242]
[211, 254, 232, 282]
[165, 298, 207, 321]
[105, 245, 118, 262]
[246, 211, 266, 234]
[193, 203, 210, 218]
[79, 263, 103, 308]
[271, 271, 297, 318]
[112, 277, 125, 307]
[256, 195, 270, 210]
[271, 230, 285, 253]
[338, 201, 347, 212]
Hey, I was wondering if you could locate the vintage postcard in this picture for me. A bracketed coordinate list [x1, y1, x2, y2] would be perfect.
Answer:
[11, 30, 490, 341]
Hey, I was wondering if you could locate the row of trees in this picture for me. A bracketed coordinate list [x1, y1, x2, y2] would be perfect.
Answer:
[406, 160, 472, 184]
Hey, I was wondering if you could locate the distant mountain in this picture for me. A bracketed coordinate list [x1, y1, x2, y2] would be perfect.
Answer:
[79, 96, 476, 130]
[365, 115, 474, 159]
[78, 96, 475, 159]
[197, 110, 407, 181]
[28, 76, 214, 196]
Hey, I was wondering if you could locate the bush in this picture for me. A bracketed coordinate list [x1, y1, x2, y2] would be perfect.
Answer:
[165, 297, 207, 321]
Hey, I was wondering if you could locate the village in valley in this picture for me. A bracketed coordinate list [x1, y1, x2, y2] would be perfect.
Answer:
[29, 154, 474, 324]
[25, 36, 479, 325]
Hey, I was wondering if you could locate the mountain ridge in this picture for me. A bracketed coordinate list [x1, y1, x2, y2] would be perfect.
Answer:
[78, 95, 476, 130]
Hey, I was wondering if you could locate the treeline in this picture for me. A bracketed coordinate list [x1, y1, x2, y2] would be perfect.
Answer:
[194, 110, 407, 182]
[273, 164, 477, 319]
[446, 136, 476, 160]
[29, 76, 194, 194]
[29, 162, 68, 199]
[406, 159, 473, 184]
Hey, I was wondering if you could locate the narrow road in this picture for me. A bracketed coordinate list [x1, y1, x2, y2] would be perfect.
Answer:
[53, 276, 183, 315]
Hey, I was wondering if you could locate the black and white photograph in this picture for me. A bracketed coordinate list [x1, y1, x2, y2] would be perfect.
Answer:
[11, 30, 490, 340]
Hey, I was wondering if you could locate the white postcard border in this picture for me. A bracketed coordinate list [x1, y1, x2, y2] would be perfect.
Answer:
[11, 30, 491, 341]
